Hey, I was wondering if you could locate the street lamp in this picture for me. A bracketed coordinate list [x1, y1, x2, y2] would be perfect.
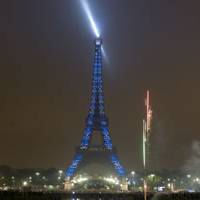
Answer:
[187, 174, 191, 178]
[35, 172, 40, 176]
[58, 170, 63, 175]
[131, 171, 135, 176]
[23, 181, 28, 187]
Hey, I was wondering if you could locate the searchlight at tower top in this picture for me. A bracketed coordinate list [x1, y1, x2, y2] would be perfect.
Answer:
[80, 0, 100, 38]
[94, 38, 107, 62]
[95, 38, 102, 46]
[79, 0, 108, 60]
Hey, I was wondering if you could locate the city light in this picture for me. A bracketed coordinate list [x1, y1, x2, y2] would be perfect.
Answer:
[58, 170, 63, 175]
[35, 172, 40, 176]
[22, 181, 28, 187]
[193, 177, 200, 183]
[150, 174, 155, 178]
[187, 174, 191, 178]
[48, 185, 54, 190]
[72, 175, 89, 184]
[103, 176, 119, 185]
[131, 171, 135, 176]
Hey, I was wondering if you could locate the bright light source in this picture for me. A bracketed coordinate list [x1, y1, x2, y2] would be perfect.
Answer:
[149, 174, 155, 178]
[80, 0, 100, 37]
[95, 38, 102, 45]
[58, 170, 63, 175]
[49, 185, 54, 190]
[187, 174, 191, 178]
[72, 176, 88, 184]
[194, 177, 200, 183]
[131, 171, 135, 176]
[23, 181, 28, 187]
[35, 172, 40, 176]
[103, 176, 119, 185]
[158, 186, 165, 192]
[76, 177, 88, 183]
[101, 46, 107, 59]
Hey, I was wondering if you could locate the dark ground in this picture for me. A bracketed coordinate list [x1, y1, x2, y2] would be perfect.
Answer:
[0, 191, 200, 200]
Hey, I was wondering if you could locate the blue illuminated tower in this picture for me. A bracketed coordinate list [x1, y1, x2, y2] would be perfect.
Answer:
[80, 38, 112, 150]
[65, 38, 126, 181]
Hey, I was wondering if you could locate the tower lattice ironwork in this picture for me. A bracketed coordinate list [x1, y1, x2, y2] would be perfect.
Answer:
[65, 38, 126, 179]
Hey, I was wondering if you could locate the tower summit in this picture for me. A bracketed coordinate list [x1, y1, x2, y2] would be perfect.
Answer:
[65, 38, 126, 186]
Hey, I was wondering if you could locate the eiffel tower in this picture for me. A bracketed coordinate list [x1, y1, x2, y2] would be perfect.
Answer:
[65, 38, 126, 187]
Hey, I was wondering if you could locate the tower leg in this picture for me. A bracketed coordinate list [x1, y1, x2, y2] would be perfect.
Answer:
[110, 153, 126, 177]
[65, 153, 83, 178]
[101, 127, 113, 149]
[80, 127, 93, 149]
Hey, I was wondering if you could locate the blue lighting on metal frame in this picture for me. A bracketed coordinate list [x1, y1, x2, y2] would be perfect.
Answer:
[65, 153, 83, 177]
[111, 154, 126, 176]
[80, 127, 92, 149]
[80, 38, 113, 150]
[66, 38, 126, 178]
[102, 127, 112, 149]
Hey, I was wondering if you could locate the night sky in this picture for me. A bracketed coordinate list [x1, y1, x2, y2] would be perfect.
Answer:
[1, 0, 200, 171]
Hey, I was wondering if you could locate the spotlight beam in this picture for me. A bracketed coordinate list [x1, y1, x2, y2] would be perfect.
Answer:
[80, 0, 100, 38]
[79, 0, 108, 61]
